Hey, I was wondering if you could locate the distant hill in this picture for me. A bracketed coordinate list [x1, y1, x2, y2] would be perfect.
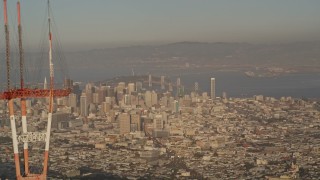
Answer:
[65, 41, 320, 68]
[17, 41, 320, 81]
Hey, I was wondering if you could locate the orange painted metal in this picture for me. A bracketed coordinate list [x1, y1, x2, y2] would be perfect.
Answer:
[0, 88, 71, 100]
[42, 151, 49, 177]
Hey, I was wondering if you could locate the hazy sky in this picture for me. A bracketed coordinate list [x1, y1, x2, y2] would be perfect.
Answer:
[2, 0, 320, 50]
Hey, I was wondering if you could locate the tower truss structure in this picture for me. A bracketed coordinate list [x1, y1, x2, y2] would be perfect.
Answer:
[0, 0, 71, 179]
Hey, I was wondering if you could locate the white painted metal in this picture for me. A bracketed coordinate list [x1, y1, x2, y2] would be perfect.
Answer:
[45, 113, 52, 151]
[17, 132, 46, 143]
[10, 115, 19, 154]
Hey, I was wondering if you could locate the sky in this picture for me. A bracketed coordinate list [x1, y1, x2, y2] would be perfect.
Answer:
[2, 0, 320, 51]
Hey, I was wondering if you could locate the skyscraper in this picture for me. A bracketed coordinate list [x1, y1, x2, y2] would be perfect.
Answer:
[211, 78, 216, 99]
[194, 82, 199, 93]
[154, 114, 163, 130]
[177, 77, 181, 87]
[148, 74, 152, 87]
[168, 82, 173, 92]
[135, 81, 142, 92]
[64, 78, 73, 89]
[80, 94, 88, 117]
[128, 83, 135, 95]
[92, 93, 99, 104]
[145, 91, 158, 108]
[131, 114, 141, 131]
[68, 93, 77, 109]
[119, 113, 131, 134]
[44, 77, 48, 89]
[152, 91, 158, 105]
[145, 91, 152, 107]
[161, 76, 165, 89]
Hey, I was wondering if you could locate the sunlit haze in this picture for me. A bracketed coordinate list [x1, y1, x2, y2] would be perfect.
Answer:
[3, 0, 320, 51]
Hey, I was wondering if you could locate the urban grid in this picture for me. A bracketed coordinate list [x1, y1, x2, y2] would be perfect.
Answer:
[1, 76, 319, 179]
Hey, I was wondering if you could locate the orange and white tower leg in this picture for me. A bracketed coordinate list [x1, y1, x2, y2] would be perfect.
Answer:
[4, 0, 22, 178]
[9, 100, 22, 179]
[43, 0, 54, 176]
[17, 0, 30, 175]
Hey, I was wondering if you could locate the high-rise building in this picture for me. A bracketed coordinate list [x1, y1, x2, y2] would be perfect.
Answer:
[68, 93, 77, 109]
[105, 97, 111, 104]
[177, 77, 181, 87]
[135, 81, 142, 92]
[92, 93, 99, 104]
[128, 83, 135, 95]
[145, 91, 158, 107]
[117, 82, 126, 93]
[151, 91, 158, 105]
[162, 112, 168, 128]
[172, 100, 179, 113]
[149, 74, 152, 87]
[97, 87, 107, 103]
[194, 82, 199, 93]
[210, 78, 216, 99]
[64, 78, 73, 89]
[168, 83, 173, 92]
[80, 94, 88, 117]
[154, 114, 163, 130]
[102, 102, 111, 113]
[160, 96, 168, 107]
[86, 92, 93, 104]
[44, 77, 48, 89]
[131, 114, 141, 131]
[119, 113, 131, 134]
[222, 91, 227, 99]
[124, 94, 131, 105]
[161, 76, 165, 89]
[177, 85, 184, 97]
[85, 83, 94, 93]
[145, 91, 152, 107]
[106, 86, 114, 97]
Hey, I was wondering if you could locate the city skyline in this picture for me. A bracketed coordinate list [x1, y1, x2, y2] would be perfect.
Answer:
[0, 0, 320, 179]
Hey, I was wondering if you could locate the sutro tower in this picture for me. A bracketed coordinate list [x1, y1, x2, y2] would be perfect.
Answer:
[0, 0, 71, 179]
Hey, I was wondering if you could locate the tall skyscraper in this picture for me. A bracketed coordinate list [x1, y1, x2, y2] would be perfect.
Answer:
[64, 78, 73, 89]
[117, 82, 126, 93]
[97, 87, 107, 103]
[148, 74, 152, 87]
[68, 93, 77, 109]
[194, 82, 199, 93]
[106, 86, 114, 97]
[131, 114, 141, 131]
[172, 100, 179, 113]
[119, 113, 131, 134]
[145, 91, 152, 107]
[211, 78, 216, 99]
[161, 76, 165, 89]
[145, 91, 158, 108]
[85, 83, 93, 93]
[102, 102, 111, 113]
[80, 94, 88, 117]
[135, 81, 142, 92]
[92, 93, 99, 104]
[177, 77, 181, 87]
[128, 83, 135, 95]
[154, 114, 163, 130]
[44, 77, 48, 89]
[151, 91, 158, 105]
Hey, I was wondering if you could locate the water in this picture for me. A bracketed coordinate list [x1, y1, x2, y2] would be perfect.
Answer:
[174, 71, 320, 98]
[70, 66, 320, 98]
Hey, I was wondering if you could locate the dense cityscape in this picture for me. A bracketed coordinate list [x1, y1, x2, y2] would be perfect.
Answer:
[0, 0, 320, 179]
[0, 75, 319, 179]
